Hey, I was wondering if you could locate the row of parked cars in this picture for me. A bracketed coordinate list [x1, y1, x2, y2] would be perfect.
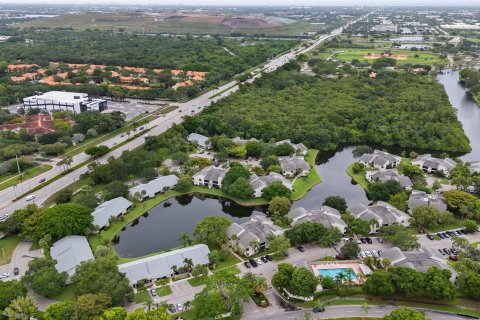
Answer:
[168, 303, 183, 314]
[344, 237, 384, 244]
[244, 254, 273, 268]
[359, 250, 381, 259]
[427, 229, 469, 240]
[438, 247, 459, 256]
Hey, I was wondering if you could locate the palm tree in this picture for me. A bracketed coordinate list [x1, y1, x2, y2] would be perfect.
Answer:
[345, 268, 355, 286]
[252, 276, 268, 295]
[363, 256, 375, 269]
[335, 271, 346, 288]
[171, 265, 178, 275]
[183, 258, 194, 272]
[178, 232, 193, 247]
[361, 302, 370, 320]
[3, 295, 37, 319]
[249, 239, 260, 254]
[143, 299, 154, 311]
[382, 257, 392, 270]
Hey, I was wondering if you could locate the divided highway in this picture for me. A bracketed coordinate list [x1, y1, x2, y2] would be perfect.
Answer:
[0, 13, 369, 215]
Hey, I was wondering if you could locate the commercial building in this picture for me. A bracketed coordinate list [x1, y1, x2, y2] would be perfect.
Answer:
[118, 244, 210, 285]
[23, 91, 107, 114]
[50, 235, 94, 278]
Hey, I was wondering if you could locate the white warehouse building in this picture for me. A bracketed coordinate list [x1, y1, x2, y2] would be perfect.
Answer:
[23, 91, 107, 114]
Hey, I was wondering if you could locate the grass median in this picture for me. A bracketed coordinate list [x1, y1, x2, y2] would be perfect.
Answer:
[0, 165, 53, 191]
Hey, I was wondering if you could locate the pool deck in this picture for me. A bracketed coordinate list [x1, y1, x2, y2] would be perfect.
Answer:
[310, 260, 364, 284]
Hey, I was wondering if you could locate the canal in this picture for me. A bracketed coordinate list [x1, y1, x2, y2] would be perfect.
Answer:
[114, 69, 479, 258]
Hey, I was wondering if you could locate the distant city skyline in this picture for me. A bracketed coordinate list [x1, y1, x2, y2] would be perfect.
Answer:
[2, 0, 480, 7]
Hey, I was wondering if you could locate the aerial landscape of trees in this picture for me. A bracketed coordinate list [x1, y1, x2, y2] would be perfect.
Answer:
[184, 69, 470, 153]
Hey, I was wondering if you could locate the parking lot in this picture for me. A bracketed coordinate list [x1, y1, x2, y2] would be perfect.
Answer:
[103, 99, 169, 120]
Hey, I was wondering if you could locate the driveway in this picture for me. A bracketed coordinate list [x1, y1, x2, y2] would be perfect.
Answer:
[0, 241, 42, 281]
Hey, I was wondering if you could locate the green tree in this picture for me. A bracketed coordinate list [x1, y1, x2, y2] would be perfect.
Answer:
[23, 258, 68, 298]
[352, 145, 373, 158]
[178, 232, 193, 247]
[369, 180, 403, 202]
[383, 308, 427, 320]
[3, 295, 37, 320]
[323, 196, 347, 213]
[458, 271, 480, 299]
[175, 174, 192, 192]
[390, 267, 425, 298]
[125, 307, 169, 320]
[44, 302, 77, 320]
[243, 272, 268, 295]
[379, 224, 420, 250]
[272, 263, 295, 290]
[260, 155, 279, 171]
[464, 219, 478, 233]
[0, 280, 27, 312]
[222, 164, 250, 190]
[423, 267, 455, 300]
[347, 218, 371, 236]
[0, 204, 37, 236]
[246, 141, 262, 157]
[100, 307, 127, 320]
[76, 293, 112, 320]
[53, 188, 74, 204]
[85, 145, 110, 158]
[410, 206, 441, 228]
[262, 181, 292, 201]
[191, 264, 209, 280]
[363, 270, 395, 296]
[226, 177, 253, 199]
[268, 197, 292, 215]
[340, 241, 360, 259]
[267, 234, 291, 257]
[444, 190, 477, 217]
[289, 267, 319, 298]
[103, 181, 129, 201]
[193, 216, 232, 246]
[39, 203, 93, 240]
[72, 257, 133, 306]
[275, 143, 295, 156]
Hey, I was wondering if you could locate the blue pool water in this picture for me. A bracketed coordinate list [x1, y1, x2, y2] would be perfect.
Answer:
[318, 268, 357, 279]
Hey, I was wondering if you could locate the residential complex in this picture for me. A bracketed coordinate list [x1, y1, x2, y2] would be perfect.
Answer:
[287, 206, 348, 233]
[50, 235, 94, 278]
[350, 201, 411, 233]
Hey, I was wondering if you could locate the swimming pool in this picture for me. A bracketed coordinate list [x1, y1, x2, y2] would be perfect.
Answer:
[318, 268, 357, 279]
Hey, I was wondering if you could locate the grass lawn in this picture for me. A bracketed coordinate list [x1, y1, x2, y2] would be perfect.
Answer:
[170, 310, 195, 320]
[346, 164, 369, 190]
[291, 149, 322, 200]
[0, 235, 22, 265]
[50, 285, 76, 302]
[159, 105, 178, 114]
[0, 165, 52, 191]
[188, 276, 208, 287]
[335, 49, 445, 66]
[134, 291, 152, 304]
[424, 220, 466, 233]
[155, 285, 172, 297]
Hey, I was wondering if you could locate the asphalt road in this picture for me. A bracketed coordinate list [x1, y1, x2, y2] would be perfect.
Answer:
[0, 13, 369, 216]
[0, 241, 42, 282]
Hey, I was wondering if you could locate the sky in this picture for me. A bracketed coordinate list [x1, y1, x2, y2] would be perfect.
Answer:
[3, 0, 480, 6]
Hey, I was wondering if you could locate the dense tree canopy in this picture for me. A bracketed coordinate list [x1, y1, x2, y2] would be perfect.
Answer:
[193, 216, 232, 246]
[38, 203, 93, 240]
[0, 280, 27, 314]
[24, 258, 68, 298]
[184, 70, 470, 153]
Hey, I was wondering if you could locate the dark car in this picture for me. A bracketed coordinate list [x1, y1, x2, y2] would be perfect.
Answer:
[38, 178, 46, 183]
[282, 251, 289, 257]
[297, 246, 305, 252]
[442, 233, 450, 238]
[438, 249, 445, 255]
[427, 234, 435, 241]
[313, 306, 325, 313]
[455, 230, 462, 236]
[437, 233, 444, 239]
[360, 238, 366, 244]
[244, 261, 251, 269]
[443, 248, 451, 255]
[265, 254, 273, 261]
[366, 237, 373, 244]
[377, 237, 384, 243]
[335, 254, 346, 260]
[451, 248, 458, 255]
[460, 229, 468, 235]
[249, 259, 258, 268]
[13, 268, 19, 276]
[168, 304, 177, 313]
[261, 256, 268, 263]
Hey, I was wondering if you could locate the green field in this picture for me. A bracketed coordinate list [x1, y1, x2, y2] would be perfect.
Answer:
[334, 49, 445, 65]
[50, 285, 77, 302]
[0, 235, 22, 265]
[155, 285, 172, 297]
[0, 165, 53, 191]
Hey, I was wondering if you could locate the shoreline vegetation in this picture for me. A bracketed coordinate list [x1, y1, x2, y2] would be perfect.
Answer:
[89, 149, 321, 262]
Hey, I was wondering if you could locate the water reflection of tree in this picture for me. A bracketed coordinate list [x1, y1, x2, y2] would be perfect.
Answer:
[176, 194, 194, 206]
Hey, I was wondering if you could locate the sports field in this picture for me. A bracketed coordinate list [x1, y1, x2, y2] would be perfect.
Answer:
[335, 48, 444, 65]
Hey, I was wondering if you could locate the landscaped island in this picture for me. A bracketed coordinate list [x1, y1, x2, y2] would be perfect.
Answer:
[183, 67, 471, 153]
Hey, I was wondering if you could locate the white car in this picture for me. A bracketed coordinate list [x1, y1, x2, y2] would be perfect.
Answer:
[364, 251, 372, 257]
[3, 273, 10, 278]
[177, 303, 183, 312]
[25, 195, 36, 201]
[371, 250, 379, 258]
[256, 259, 262, 265]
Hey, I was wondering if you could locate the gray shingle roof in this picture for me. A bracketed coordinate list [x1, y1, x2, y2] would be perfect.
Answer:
[278, 156, 310, 173]
[92, 197, 132, 229]
[118, 244, 210, 284]
[408, 190, 447, 212]
[50, 235, 94, 277]
[187, 133, 210, 148]
[129, 175, 178, 199]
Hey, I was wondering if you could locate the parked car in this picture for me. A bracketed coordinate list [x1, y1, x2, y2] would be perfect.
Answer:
[460, 229, 468, 235]
[177, 304, 183, 312]
[437, 233, 444, 239]
[427, 234, 435, 241]
[443, 248, 451, 255]
[377, 238, 384, 243]
[249, 259, 258, 268]
[282, 251, 289, 257]
[150, 289, 157, 297]
[438, 249, 445, 255]
[256, 258, 263, 265]
[366, 237, 373, 244]
[25, 195, 36, 201]
[120, 134, 125, 137]
[442, 233, 449, 238]
[244, 261, 251, 269]
[2, 272, 10, 278]
[265, 254, 273, 261]
[371, 250, 379, 258]
[451, 248, 458, 255]
[168, 304, 176, 313]
[297, 246, 305, 252]
[260, 256, 268, 263]
[313, 306, 325, 313]
[38, 178, 46, 183]
[13, 267, 19, 276]
[360, 238, 366, 244]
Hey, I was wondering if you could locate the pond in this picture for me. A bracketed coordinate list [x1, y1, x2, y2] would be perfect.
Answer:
[114, 69, 479, 258]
